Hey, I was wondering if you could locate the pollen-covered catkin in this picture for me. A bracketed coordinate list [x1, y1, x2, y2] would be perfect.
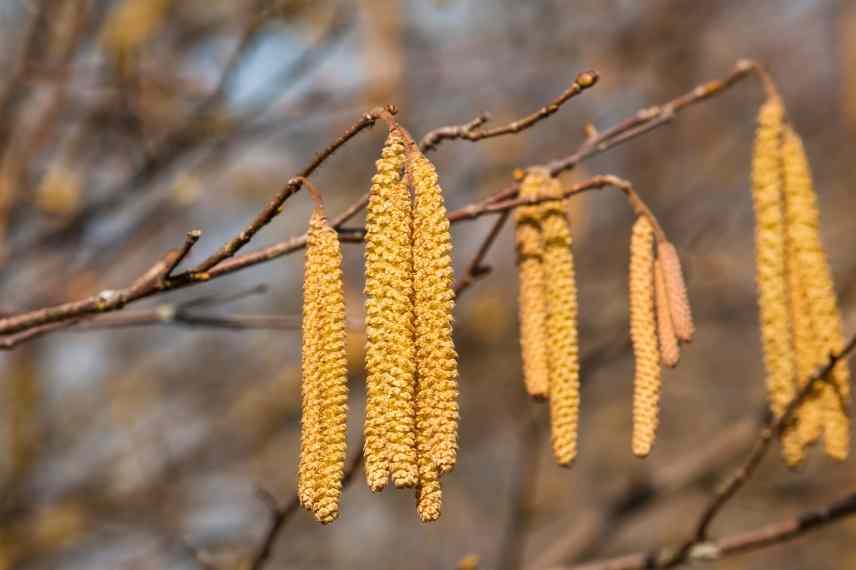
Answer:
[751, 99, 798, 446]
[308, 212, 349, 524]
[655, 242, 695, 343]
[410, 149, 459, 476]
[299, 210, 349, 522]
[363, 130, 419, 491]
[515, 171, 550, 399]
[539, 174, 580, 467]
[298, 213, 324, 512]
[654, 260, 680, 368]
[630, 216, 661, 458]
[782, 126, 851, 460]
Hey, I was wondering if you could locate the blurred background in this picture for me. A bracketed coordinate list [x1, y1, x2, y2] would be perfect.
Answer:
[1, 1, 855, 568]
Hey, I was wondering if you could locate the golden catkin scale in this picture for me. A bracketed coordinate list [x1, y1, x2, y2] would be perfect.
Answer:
[363, 131, 419, 491]
[300, 210, 349, 523]
[515, 171, 550, 399]
[540, 174, 581, 466]
[751, 99, 798, 447]
[410, 149, 459, 476]
[655, 241, 695, 343]
[629, 216, 661, 458]
[654, 260, 680, 368]
[782, 126, 851, 460]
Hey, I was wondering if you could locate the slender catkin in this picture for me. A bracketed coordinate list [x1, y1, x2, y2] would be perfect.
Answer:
[410, 149, 459, 476]
[299, 214, 324, 511]
[312, 213, 349, 524]
[782, 126, 851, 460]
[364, 130, 419, 491]
[751, 99, 799, 449]
[515, 171, 550, 399]
[655, 241, 695, 343]
[540, 174, 580, 466]
[630, 216, 661, 458]
[299, 210, 349, 522]
[654, 260, 680, 368]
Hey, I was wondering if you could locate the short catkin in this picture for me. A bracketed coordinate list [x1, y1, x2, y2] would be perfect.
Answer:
[655, 241, 695, 343]
[515, 171, 550, 399]
[410, 148, 459, 476]
[300, 210, 349, 523]
[363, 130, 419, 491]
[751, 98, 799, 462]
[539, 173, 581, 467]
[782, 126, 851, 460]
[654, 260, 680, 368]
[630, 216, 661, 458]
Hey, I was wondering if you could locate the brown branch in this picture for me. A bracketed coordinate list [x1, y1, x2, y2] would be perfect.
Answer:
[454, 210, 511, 297]
[420, 70, 599, 151]
[561, 490, 856, 570]
[248, 435, 365, 570]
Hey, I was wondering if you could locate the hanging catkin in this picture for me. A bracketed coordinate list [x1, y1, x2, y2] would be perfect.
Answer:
[515, 171, 550, 399]
[630, 216, 661, 458]
[654, 260, 680, 368]
[363, 130, 419, 491]
[751, 98, 800, 464]
[782, 126, 851, 460]
[539, 173, 581, 467]
[300, 209, 349, 523]
[410, 148, 459, 476]
[655, 241, 695, 343]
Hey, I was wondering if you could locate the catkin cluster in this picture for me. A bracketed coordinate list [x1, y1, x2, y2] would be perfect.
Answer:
[363, 129, 459, 522]
[750, 96, 851, 465]
[514, 168, 581, 466]
[299, 209, 349, 524]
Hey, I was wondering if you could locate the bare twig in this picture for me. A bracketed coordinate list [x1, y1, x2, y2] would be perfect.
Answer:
[420, 70, 599, 151]
[454, 210, 511, 296]
[561, 490, 856, 570]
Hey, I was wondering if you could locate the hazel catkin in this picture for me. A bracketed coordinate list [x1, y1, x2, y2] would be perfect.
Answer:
[410, 148, 459, 476]
[539, 173, 581, 467]
[363, 130, 419, 491]
[655, 241, 695, 343]
[629, 216, 661, 458]
[654, 260, 680, 369]
[782, 126, 851, 460]
[300, 209, 349, 523]
[515, 171, 550, 400]
[751, 98, 799, 454]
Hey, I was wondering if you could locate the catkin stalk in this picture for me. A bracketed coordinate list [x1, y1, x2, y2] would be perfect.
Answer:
[654, 260, 680, 368]
[655, 241, 695, 343]
[782, 126, 851, 460]
[751, 99, 799, 462]
[515, 171, 550, 399]
[363, 131, 419, 491]
[540, 173, 581, 466]
[410, 149, 459, 476]
[300, 210, 349, 523]
[630, 216, 661, 458]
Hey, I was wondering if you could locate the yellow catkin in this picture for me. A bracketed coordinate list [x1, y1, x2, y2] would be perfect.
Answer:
[630, 216, 661, 458]
[309, 212, 349, 524]
[364, 130, 419, 491]
[655, 241, 695, 343]
[782, 126, 851, 460]
[654, 260, 680, 368]
[515, 171, 550, 399]
[751, 99, 800, 464]
[410, 149, 459, 477]
[298, 213, 324, 512]
[540, 173, 580, 467]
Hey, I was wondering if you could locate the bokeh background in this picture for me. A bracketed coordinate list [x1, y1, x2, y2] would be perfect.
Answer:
[1, 1, 855, 568]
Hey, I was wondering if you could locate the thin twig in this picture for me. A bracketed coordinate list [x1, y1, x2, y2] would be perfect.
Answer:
[560, 490, 856, 570]
[420, 70, 599, 151]
[454, 210, 511, 296]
